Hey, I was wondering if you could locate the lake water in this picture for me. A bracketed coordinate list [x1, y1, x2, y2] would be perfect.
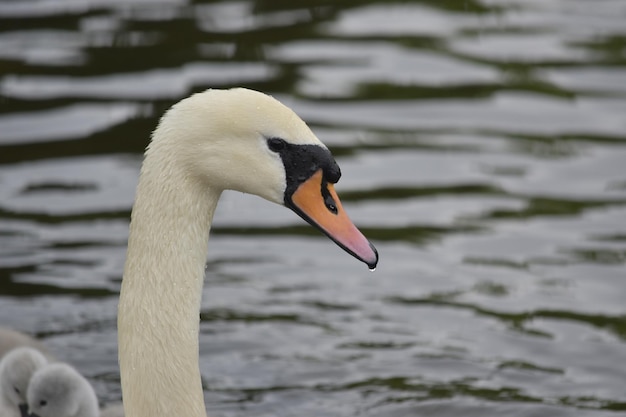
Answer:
[1, 1, 626, 416]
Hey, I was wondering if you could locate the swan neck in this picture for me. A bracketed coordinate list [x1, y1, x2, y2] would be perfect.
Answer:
[118, 150, 220, 417]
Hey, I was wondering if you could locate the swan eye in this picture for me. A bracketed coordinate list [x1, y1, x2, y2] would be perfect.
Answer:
[13, 386, 19, 394]
[40, 400, 47, 407]
[267, 138, 286, 152]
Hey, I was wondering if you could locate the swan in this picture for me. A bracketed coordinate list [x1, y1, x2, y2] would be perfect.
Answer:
[26, 362, 124, 417]
[0, 347, 48, 417]
[0, 328, 48, 358]
[117, 87, 378, 417]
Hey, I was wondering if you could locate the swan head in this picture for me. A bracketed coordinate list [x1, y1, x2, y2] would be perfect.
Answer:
[150, 88, 378, 268]
[26, 363, 99, 417]
[0, 347, 47, 417]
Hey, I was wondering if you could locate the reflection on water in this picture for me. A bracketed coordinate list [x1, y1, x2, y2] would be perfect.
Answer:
[1, 0, 626, 416]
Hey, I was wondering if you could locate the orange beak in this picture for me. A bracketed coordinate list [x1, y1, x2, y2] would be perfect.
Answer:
[286, 170, 378, 269]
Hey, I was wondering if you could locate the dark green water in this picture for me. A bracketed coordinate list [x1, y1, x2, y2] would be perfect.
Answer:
[1, 1, 626, 416]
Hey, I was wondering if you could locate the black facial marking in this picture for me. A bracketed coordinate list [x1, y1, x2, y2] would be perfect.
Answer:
[267, 137, 341, 204]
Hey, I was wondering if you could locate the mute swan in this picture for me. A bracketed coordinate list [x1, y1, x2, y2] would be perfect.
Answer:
[117, 88, 378, 417]
[0, 347, 48, 417]
[0, 328, 48, 358]
[26, 362, 124, 417]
